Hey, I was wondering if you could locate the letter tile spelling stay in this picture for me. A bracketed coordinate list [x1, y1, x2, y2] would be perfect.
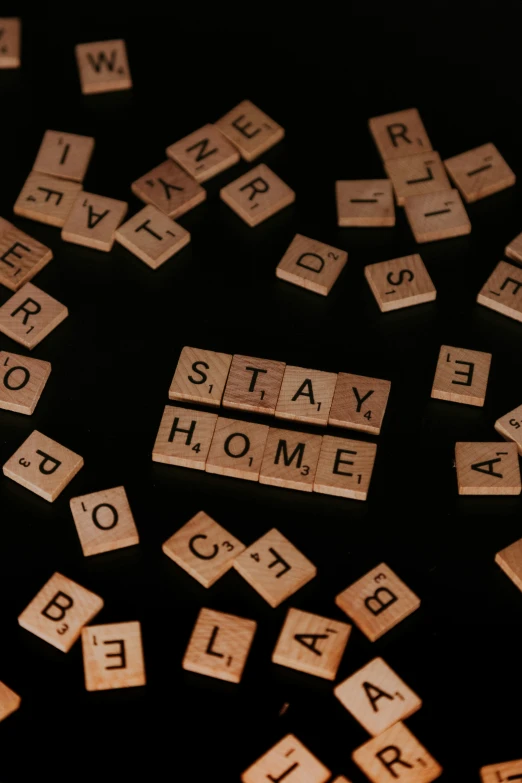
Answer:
[495, 404, 522, 454]
[495, 536, 522, 592]
[336, 180, 395, 227]
[166, 124, 240, 182]
[75, 40, 131, 94]
[352, 722, 442, 783]
[404, 188, 471, 243]
[0, 351, 51, 415]
[241, 734, 331, 783]
[369, 108, 432, 162]
[152, 405, 218, 470]
[364, 254, 436, 312]
[70, 486, 140, 557]
[32, 131, 95, 182]
[329, 373, 391, 436]
[222, 354, 286, 415]
[455, 442, 521, 496]
[0, 18, 21, 69]
[275, 366, 338, 426]
[131, 160, 206, 219]
[505, 231, 522, 265]
[313, 436, 377, 501]
[0, 282, 68, 350]
[477, 261, 522, 322]
[82, 622, 145, 691]
[115, 205, 190, 270]
[215, 100, 285, 162]
[13, 172, 82, 227]
[0, 681, 21, 723]
[275, 234, 348, 296]
[444, 143, 515, 203]
[480, 759, 522, 783]
[385, 151, 450, 205]
[259, 429, 323, 492]
[62, 192, 128, 252]
[431, 345, 491, 407]
[169, 346, 232, 407]
[205, 417, 270, 482]
[220, 164, 295, 227]
[0, 217, 53, 292]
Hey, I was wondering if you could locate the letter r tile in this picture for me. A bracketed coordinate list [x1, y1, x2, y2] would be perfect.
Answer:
[241, 734, 330, 783]
[0, 282, 68, 350]
[220, 164, 295, 227]
[353, 722, 442, 782]
[369, 108, 432, 162]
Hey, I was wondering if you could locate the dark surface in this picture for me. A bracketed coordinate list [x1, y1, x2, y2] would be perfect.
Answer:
[1, 12, 522, 782]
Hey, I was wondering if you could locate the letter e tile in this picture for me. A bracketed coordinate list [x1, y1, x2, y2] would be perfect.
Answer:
[82, 621, 145, 690]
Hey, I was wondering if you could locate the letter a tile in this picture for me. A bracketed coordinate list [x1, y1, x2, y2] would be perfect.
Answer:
[166, 124, 240, 182]
[152, 405, 218, 470]
[259, 428, 323, 492]
[13, 172, 82, 228]
[205, 417, 270, 481]
[75, 40, 131, 94]
[0, 282, 68, 350]
[275, 234, 348, 296]
[431, 345, 491, 407]
[275, 366, 338, 426]
[480, 759, 522, 782]
[455, 442, 521, 495]
[62, 192, 128, 252]
[0, 18, 21, 68]
[241, 735, 330, 783]
[82, 622, 145, 691]
[477, 261, 522, 323]
[336, 180, 395, 227]
[0, 351, 51, 415]
[70, 486, 139, 557]
[115, 205, 190, 270]
[365, 254, 436, 312]
[32, 130, 95, 182]
[131, 160, 206, 219]
[329, 373, 391, 436]
[169, 346, 232, 407]
[352, 722, 442, 783]
[0, 681, 21, 723]
[495, 537, 522, 592]
[495, 404, 522, 454]
[222, 354, 286, 415]
[444, 143, 515, 203]
[369, 108, 432, 162]
[404, 188, 471, 243]
[182, 607, 256, 683]
[216, 100, 285, 162]
[220, 164, 295, 227]
[313, 436, 377, 501]
[0, 217, 53, 292]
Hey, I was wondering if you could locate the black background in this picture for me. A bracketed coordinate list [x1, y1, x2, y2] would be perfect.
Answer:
[1, 10, 522, 782]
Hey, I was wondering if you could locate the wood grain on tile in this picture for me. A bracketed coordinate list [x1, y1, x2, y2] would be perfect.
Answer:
[32, 131, 95, 182]
[0, 681, 21, 723]
[480, 759, 522, 783]
[70, 486, 139, 557]
[152, 405, 218, 470]
[0, 282, 68, 350]
[404, 188, 471, 243]
[222, 354, 286, 415]
[205, 417, 270, 481]
[259, 428, 322, 492]
[477, 261, 522, 322]
[495, 537, 522, 592]
[275, 233, 348, 296]
[216, 100, 284, 161]
[353, 722, 442, 783]
[385, 151, 450, 205]
[329, 373, 391, 435]
[444, 143, 515, 203]
[75, 39, 131, 94]
[241, 734, 330, 783]
[13, 172, 81, 227]
[62, 192, 128, 251]
[131, 159, 206, 219]
[505, 232, 522, 265]
[82, 621, 145, 691]
[495, 404, 522, 454]
[275, 366, 337, 425]
[182, 607, 256, 683]
[169, 347, 232, 407]
[166, 124, 240, 182]
[336, 180, 395, 227]
[0, 217, 53, 291]
[0, 351, 51, 414]
[314, 436, 377, 501]
[365, 254, 436, 312]
[431, 345, 491, 406]
[369, 108, 432, 162]
[455, 442, 521, 496]
[0, 18, 20, 68]
[115, 205, 190, 269]
[220, 164, 295, 227]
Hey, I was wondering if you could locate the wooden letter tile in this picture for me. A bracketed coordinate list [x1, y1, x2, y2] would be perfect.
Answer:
[216, 100, 285, 162]
[152, 405, 218, 470]
[162, 510, 245, 588]
[75, 40, 131, 94]
[506, 231, 522, 265]
[495, 404, 522, 454]
[275, 233, 348, 296]
[335, 563, 420, 641]
[233, 528, 316, 608]
[241, 735, 330, 783]
[115, 205, 190, 269]
[480, 759, 522, 782]
[477, 261, 522, 323]
[385, 151, 450, 205]
[259, 428, 322, 492]
[0, 351, 51, 414]
[369, 108, 432, 162]
[365, 254, 436, 312]
[62, 192, 127, 252]
[0, 217, 53, 291]
[272, 607, 351, 680]
[220, 164, 295, 227]
[82, 621, 145, 691]
[336, 180, 395, 227]
[495, 537, 522, 592]
[0, 681, 21, 723]
[404, 188, 471, 243]
[313, 436, 377, 501]
[169, 346, 232, 407]
[329, 373, 391, 435]
[275, 366, 337, 426]
[205, 417, 270, 481]
[335, 657, 422, 736]
[352, 722, 442, 783]
[455, 442, 521, 496]
[222, 354, 286, 415]
[13, 172, 81, 227]
[70, 486, 139, 557]
[0, 282, 68, 350]
[131, 159, 206, 219]
[444, 143, 515, 203]
[166, 124, 240, 182]
[0, 18, 20, 68]
[32, 131, 95, 182]
[182, 607, 256, 683]
[431, 345, 491, 407]
[18, 572, 103, 652]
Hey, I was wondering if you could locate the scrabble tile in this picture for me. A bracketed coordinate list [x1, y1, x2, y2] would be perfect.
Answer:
[234, 529, 316, 608]
[352, 722, 442, 783]
[152, 405, 218, 470]
[18, 572, 103, 652]
[75, 39, 131, 94]
[205, 417, 270, 481]
[0, 681, 20, 723]
[13, 172, 82, 227]
[182, 607, 256, 683]
[32, 131, 95, 182]
[259, 428, 322, 492]
[385, 151, 450, 205]
[3, 430, 83, 502]
[480, 758, 522, 782]
[332, 778, 352, 783]
[495, 537, 522, 592]
[168, 346, 232, 407]
[222, 354, 286, 415]
[215, 100, 285, 162]
[272, 607, 351, 680]
[313, 436, 377, 501]
[220, 164, 295, 227]
[275, 367, 337, 426]
[115, 205, 190, 269]
[336, 180, 395, 227]
[62, 192, 127, 252]
[455, 442, 521, 496]
[166, 124, 240, 182]
[131, 160, 206, 219]
[444, 143, 515, 203]
[477, 261, 522, 323]
[365, 254, 436, 312]
[335, 657, 422, 736]
[0, 217, 53, 291]
[369, 108, 432, 162]
[505, 231, 522, 265]
[162, 510, 245, 588]
[336, 563, 420, 641]
[404, 188, 471, 243]
[431, 345, 491, 407]
[0, 18, 20, 68]
[242, 735, 330, 783]
[82, 622, 145, 691]
[275, 233, 348, 296]
[329, 373, 391, 436]
[495, 404, 522, 454]
[70, 486, 139, 557]
[0, 351, 51, 415]
[0, 282, 68, 350]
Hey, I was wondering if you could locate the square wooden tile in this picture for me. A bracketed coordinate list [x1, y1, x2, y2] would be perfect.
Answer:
[495, 537, 522, 592]
[272, 607, 351, 680]
[32, 130, 95, 182]
[275, 233, 348, 296]
[365, 254, 436, 312]
[335, 563, 420, 641]
[182, 607, 256, 683]
[169, 346, 232, 407]
[131, 160, 206, 219]
[222, 354, 286, 415]
[369, 108, 432, 162]
[0, 351, 51, 415]
[241, 735, 330, 783]
[62, 192, 128, 252]
[0, 18, 20, 68]
[477, 261, 522, 323]
[70, 486, 139, 557]
[3, 430, 83, 501]
[13, 172, 82, 227]
[233, 528, 316, 608]
[506, 231, 522, 265]
[329, 373, 391, 436]
[152, 405, 218, 470]
[0, 681, 21, 723]
[385, 151, 450, 205]
[275, 366, 338, 426]
[18, 572, 103, 652]
[314, 436, 377, 501]
[444, 143, 515, 203]
[336, 180, 395, 227]
[220, 164, 295, 227]
[0, 282, 68, 350]
[215, 100, 285, 162]
[431, 345, 491, 407]
[404, 188, 471, 243]
[82, 622, 145, 691]
[162, 510, 245, 588]
[353, 722, 442, 783]
[0, 217, 53, 291]
[205, 417, 270, 481]
[259, 428, 323, 492]
[335, 657, 422, 736]
[495, 404, 522, 454]
[455, 442, 521, 496]
[480, 759, 522, 782]
[166, 124, 240, 182]
[75, 40, 131, 94]
[115, 205, 190, 269]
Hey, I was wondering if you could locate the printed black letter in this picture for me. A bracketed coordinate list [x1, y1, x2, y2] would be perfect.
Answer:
[41, 591, 73, 621]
